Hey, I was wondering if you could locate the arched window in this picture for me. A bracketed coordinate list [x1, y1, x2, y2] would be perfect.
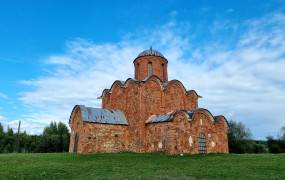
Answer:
[137, 63, 140, 79]
[161, 63, 165, 79]
[147, 62, 153, 77]
[198, 133, 207, 153]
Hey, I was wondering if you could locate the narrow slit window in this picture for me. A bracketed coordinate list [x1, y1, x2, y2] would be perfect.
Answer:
[148, 62, 153, 77]
[161, 63, 165, 79]
[137, 63, 140, 79]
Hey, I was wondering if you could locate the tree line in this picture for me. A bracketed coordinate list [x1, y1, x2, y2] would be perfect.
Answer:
[228, 120, 285, 153]
[0, 122, 70, 153]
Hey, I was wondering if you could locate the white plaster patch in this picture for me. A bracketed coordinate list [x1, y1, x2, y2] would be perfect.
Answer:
[208, 134, 211, 138]
[211, 141, 216, 147]
[188, 136, 193, 147]
[158, 142, 163, 149]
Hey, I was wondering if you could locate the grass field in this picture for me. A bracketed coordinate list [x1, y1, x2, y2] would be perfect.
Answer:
[0, 153, 284, 179]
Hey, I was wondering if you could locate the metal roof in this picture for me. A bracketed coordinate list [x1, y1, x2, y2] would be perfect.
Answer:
[145, 109, 228, 127]
[146, 113, 172, 123]
[145, 111, 194, 124]
[137, 47, 164, 58]
[77, 105, 128, 125]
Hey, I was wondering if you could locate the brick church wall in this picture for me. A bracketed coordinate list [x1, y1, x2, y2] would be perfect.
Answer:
[69, 108, 129, 153]
[69, 49, 229, 154]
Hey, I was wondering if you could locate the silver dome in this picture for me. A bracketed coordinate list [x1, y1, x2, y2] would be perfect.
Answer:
[137, 47, 164, 58]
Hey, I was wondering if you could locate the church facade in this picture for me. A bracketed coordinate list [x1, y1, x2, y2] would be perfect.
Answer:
[69, 48, 229, 154]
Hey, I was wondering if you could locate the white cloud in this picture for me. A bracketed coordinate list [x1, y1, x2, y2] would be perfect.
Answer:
[17, 11, 285, 139]
[7, 119, 47, 134]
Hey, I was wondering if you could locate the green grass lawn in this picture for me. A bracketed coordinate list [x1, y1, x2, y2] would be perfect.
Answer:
[0, 153, 284, 180]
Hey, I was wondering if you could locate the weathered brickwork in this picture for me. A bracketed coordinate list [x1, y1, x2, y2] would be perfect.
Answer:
[69, 48, 229, 154]
[145, 111, 228, 154]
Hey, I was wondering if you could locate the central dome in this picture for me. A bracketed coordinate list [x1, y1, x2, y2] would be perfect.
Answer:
[137, 47, 164, 58]
[134, 47, 168, 81]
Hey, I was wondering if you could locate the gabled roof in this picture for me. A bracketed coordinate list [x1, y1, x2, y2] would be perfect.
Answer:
[69, 105, 128, 125]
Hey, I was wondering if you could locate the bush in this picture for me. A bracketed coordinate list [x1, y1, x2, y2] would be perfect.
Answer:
[267, 136, 285, 153]
[254, 142, 267, 153]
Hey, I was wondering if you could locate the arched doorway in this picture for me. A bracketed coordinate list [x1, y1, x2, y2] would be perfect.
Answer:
[73, 133, 79, 153]
[198, 133, 207, 154]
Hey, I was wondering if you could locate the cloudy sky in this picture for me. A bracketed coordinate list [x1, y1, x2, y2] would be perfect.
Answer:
[0, 0, 285, 139]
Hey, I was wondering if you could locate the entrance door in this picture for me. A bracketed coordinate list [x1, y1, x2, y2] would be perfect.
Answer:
[73, 133, 79, 153]
[198, 133, 207, 154]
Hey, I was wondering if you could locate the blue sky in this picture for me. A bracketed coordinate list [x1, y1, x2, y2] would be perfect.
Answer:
[0, 0, 285, 139]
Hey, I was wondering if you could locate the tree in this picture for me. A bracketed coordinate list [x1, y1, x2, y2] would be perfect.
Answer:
[0, 123, 3, 135]
[228, 120, 252, 141]
[0, 123, 4, 152]
[4, 127, 15, 153]
[39, 121, 70, 152]
[267, 126, 285, 153]
[57, 122, 70, 152]
[228, 120, 256, 153]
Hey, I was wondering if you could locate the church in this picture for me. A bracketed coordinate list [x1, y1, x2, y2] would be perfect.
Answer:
[69, 48, 229, 154]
